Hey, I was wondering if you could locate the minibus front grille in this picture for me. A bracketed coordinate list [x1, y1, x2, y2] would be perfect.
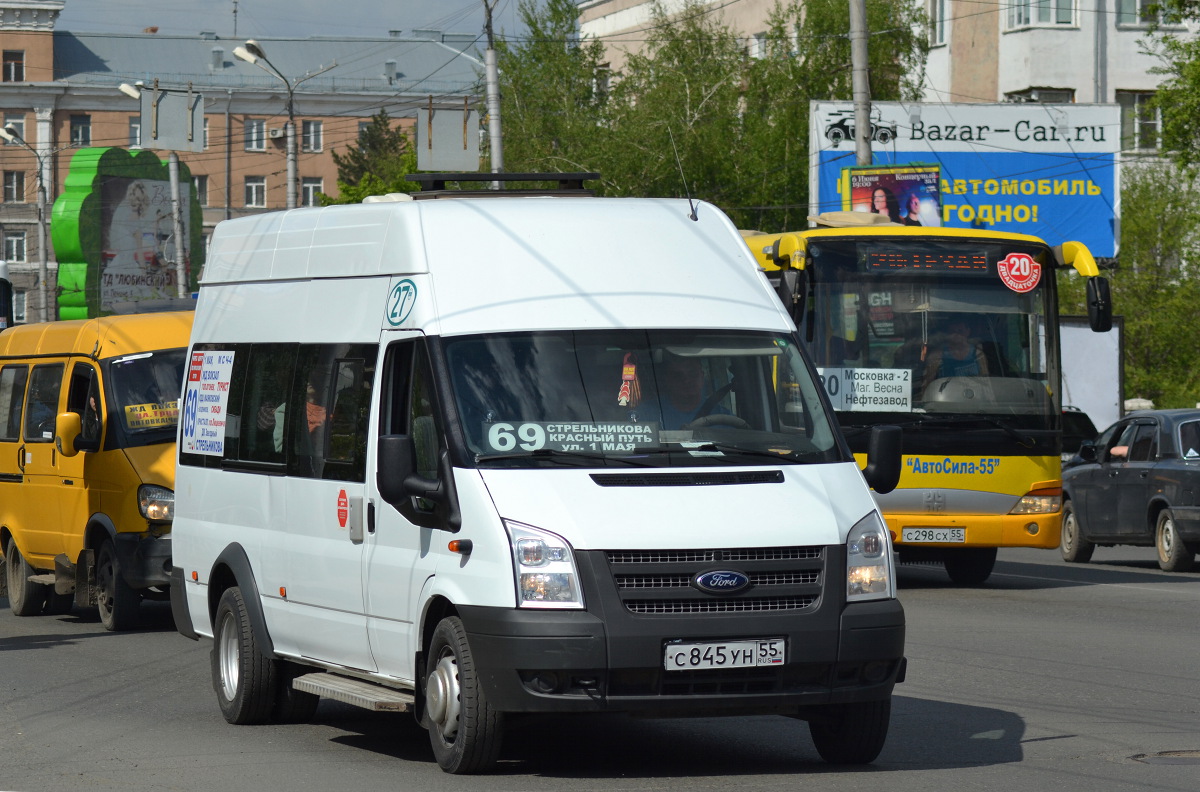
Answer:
[616, 571, 819, 589]
[604, 546, 825, 616]
[607, 547, 820, 564]
[590, 471, 784, 487]
[624, 596, 818, 614]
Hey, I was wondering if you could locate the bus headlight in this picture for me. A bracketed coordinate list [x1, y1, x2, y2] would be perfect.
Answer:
[1009, 488, 1062, 515]
[847, 510, 894, 602]
[504, 521, 584, 609]
[138, 484, 174, 522]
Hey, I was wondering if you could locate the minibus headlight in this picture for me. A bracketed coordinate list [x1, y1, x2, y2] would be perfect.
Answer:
[138, 485, 174, 522]
[504, 521, 584, 609]
[1010, 488, 1061, 515]
[846, 510, 894, 602]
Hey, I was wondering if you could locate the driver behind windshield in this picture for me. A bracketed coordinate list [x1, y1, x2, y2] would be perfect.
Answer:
[656, 355, 728, 430]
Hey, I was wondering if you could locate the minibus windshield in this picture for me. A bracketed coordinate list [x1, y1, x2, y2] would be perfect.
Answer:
[108, 348, 187, 443]
[443, 329, 844, 468]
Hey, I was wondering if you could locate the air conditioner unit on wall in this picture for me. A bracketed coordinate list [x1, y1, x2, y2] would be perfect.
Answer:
[268, 128, 285, 139]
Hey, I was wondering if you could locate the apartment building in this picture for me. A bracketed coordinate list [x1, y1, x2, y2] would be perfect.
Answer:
[0, 0, 481, 321]
[924, 0, 1186, 151]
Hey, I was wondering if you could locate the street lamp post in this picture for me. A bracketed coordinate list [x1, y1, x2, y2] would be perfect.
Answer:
[234, 40, 335, 211]
[0, 124, 50, 322]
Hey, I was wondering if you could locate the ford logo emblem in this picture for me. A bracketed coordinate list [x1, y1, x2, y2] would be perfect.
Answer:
[694, 570, 751, 594]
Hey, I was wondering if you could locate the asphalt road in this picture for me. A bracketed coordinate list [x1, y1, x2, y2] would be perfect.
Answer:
[2, 545, 1198, 792]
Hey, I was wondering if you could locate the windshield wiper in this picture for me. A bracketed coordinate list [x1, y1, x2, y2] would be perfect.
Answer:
[475, 448, 653, 467]
[633, 444, 804, 464]
[913, 414, 1037, 447]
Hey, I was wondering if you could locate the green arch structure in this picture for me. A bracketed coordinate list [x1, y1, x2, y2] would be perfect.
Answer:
[51, 147, 204, 320]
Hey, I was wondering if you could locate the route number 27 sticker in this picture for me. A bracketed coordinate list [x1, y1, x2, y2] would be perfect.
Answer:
[386, 279, 418, 326]
[997, 252, 1041, 293]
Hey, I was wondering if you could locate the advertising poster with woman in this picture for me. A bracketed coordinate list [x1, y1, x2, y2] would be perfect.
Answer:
[99, 176, 188, 310]
[841, 164, 942, 226]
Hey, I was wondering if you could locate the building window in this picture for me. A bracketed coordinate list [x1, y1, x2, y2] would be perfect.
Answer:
[4, 231, 26, 262]
[358, 121, 370, 140]
[3, 170, 24, 202]
[301, 120, 323, 152]
[70, 114, 91, 147]
[194, 174, 208, 207]
[245, 176, 266, 207]
[1005, 88, 1075, 103]
[747, 32, 767, 60]
[13, 291, 24, 323]
[3, 114, 23, 145]
[2, 51, 24, 82]
[129, 116, 141, 148]
[203, 118, 209, 150]
[1117, 90, 1159, 150]
[1116, 0, 1164, 25]
[929, 0, 947, 45]
[1007, 0, 1073, 29]
[301, 177, 323, 207]
[244, 118, 265, 151]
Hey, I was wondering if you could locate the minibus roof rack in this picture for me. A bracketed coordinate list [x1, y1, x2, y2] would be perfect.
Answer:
[405, 172, 599, 199]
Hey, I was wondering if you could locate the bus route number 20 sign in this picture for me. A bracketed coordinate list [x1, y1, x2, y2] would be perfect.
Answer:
[997, 252, 1041, 293]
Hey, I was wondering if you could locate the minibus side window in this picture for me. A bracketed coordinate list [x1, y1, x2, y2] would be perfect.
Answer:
[287, 343, 376, 482]
[237, 344, 294, 465]
[0, 365, 28, 441]
[24, 364, 64, 442]
[381, 340, 442, 515]
[66, 363, 103, 449]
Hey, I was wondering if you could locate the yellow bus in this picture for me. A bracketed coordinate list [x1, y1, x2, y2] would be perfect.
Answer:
[745, 214, 1112, 584]
[0, 311, 192, 628]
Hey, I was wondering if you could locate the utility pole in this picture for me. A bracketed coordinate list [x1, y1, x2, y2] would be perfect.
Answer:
[483, 0, 504, 185]
[849, 0, 872, 167]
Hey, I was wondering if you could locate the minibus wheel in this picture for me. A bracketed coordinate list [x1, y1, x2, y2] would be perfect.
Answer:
[425, 616, 502, 773]
[96, 539, 140, 631]
[808, 697, 891, 764]
[943, 547, 997, 586]
[5, 537, 48, 617]
[212, 586, 276, 725]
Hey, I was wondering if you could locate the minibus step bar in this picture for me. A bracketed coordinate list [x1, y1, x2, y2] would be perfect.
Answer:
[292, 673, 415, 712]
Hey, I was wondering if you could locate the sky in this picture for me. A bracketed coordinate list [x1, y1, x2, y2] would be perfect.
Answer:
[56, 0, 525, 40]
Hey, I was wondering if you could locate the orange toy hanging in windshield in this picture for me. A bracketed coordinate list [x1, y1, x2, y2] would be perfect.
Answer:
[617, 352, 641, 407]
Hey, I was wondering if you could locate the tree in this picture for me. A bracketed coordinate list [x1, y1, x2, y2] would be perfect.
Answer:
[1058, 160, 1200, 406]
[496, 0, 929, 230]
[1146, 2, 1200, 166]
[494, 0, 609, 176]
[322, 109, 419, 205]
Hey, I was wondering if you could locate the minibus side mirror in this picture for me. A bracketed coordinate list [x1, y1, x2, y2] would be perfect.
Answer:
[376, 435, 462, 532]
[1086, 276, 1112, 333]
[862, 425, 902, 494]
[55, 412, 84, 457]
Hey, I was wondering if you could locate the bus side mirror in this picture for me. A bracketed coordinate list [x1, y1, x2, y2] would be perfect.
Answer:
[376, 435, 462, 532]
[377, 434, 416, 507]
[1086, 276, 1112, 333]
[55, 412, 83, 457]
[862, 425, 902, 494]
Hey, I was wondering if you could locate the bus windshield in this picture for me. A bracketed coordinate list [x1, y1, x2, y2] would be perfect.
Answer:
[442, 329, 843, 468]
[803, 237, 1057, 431]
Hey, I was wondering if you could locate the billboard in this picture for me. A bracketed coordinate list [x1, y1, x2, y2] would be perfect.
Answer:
[50, 148, 203, 319]
[810, 102, 1121, 256]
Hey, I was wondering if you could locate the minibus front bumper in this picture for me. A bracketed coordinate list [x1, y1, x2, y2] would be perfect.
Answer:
[457, 547, 904, 716]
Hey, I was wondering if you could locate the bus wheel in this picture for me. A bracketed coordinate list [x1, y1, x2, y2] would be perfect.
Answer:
[1060, 500, 1094, 563]
[96, 539, 140, 631]
[425, 616, 502, 774]
[212, 586, 277, 724]
[809, 698, 891, 764]
[1156, 509, 1195, 572]
[944, 547, 997, 585]
[5, 537, 48, 617]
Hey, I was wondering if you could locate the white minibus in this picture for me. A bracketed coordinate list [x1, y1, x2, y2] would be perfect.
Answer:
[171, 182, 904, 774]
